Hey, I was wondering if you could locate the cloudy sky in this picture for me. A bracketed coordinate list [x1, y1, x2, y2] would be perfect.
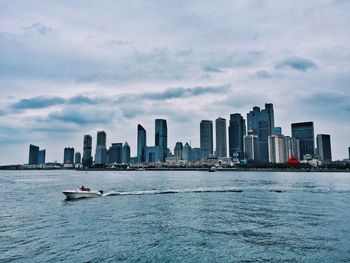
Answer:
[0, 0, 349, 164]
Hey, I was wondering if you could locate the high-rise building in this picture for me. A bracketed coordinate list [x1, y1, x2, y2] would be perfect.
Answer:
[200, 120, 213, 159]
[228, 114, 246, 160]
[268, 135, 287, 163]
[155, 119, 168, 162]
[274, 127, 282, 135]
[82, 135, 93, 167]
[215, 117, 227, 158]
[38, 149, 46, 165]
[145, 146, 163, 163]
[95, 131, 107, 165]
[108, 143, 122, 164]
[137, 124, 147, 163]
[28, 144, 39, 165]
[316, 134, 332, 163]
[182, 143, 192, 161]
[247, 103, 274, 162]
[191, 148, 201, 162]
[348, 147, 350, 160]
[243, 128, 258, 161]
[290, 137, 301, 160]
[122, 142, 130, 164]
[174, 142, 183, 161]
[75, 152, 81, 164]
[291, 122, 315, 159]
[64, 147, 75, 164]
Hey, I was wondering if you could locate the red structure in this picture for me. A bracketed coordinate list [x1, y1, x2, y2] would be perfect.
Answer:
[288, 156, 300, 166]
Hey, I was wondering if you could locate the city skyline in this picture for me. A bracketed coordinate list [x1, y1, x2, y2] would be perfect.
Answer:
[0, 1, 350, 164]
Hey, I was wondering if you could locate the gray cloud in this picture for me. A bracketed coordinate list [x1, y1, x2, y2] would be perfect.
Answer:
[275, 56, 317, 72]
[24, 23, 53, 35]
[203, 65, 223, 73]
[11, 96, 65, 110]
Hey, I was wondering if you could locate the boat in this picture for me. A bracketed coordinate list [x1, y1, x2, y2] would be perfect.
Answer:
[63, 186, 103, 199]
[209, 166, 217, 172]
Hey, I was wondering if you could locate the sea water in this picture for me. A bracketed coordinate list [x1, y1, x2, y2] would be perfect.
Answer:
[1, 170, 349, 262]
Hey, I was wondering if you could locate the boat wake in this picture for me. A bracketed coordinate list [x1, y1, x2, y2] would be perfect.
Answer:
[103, 187, 243, 197]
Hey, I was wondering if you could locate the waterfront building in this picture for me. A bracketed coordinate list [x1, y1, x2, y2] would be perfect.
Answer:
[316, 134, 332, 163]
[268, 134, 287, 163]
[155, 119, 168, 162]
[182, 143, 192, 161]
[75, 152, 81, 164]
[191, 147, 201, 162]
[64, 147, 75, 164]
[122, 142, 131, 163]
[137, 124, 147, 163]
[95, 131, 107, 165]
[28, 144, 39, 165]
[290, 137, 301, 160]
[291, 122, 315, 158]
[243, 128, 258, 161]
[174, 142, 183, 161]
[215, 117, 227, 158]
[145, 146, 163, 163]
[108, 143, 122, 164]
[247, 103, 274, 162]
[38, 149, 46, 165]
[228, 114, 246, 160]
[274, 127, 282, 135]
[82, 135, 93, 167]
[200, 120, 213, 159]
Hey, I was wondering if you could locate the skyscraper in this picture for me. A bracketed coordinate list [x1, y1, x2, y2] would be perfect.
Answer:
[215, 117, 227, 158]
[316, 134, 332, 163]
[28, 144, 39, 165]
[268, 135, 287, 163]
[174, 142, 183, 161]
[64, 147, 75, 164]
[200, 120, 213, 159]
[228, 114, 246, 159]
[75, 152, 81, 164]
[82, 135, 93, 167]
[108, 143, 122, 164]
[182, 143, 192, 161]
[95, 131, 107, 165]
[247, 103, 274, 162]
[38, 149, 46, 165]
[291, 122, 315, 159]
[290, 137, 301, 160]
[122, 142, 130, 164]
[137, 124, 147, 163]
[155, 119, 168, 162]
[243, 128, 258, 161]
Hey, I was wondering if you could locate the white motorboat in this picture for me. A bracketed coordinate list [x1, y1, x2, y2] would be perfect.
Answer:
[63, 187, 103, 199]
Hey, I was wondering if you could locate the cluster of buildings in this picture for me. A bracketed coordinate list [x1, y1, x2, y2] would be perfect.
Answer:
[27, 103, 344, 168]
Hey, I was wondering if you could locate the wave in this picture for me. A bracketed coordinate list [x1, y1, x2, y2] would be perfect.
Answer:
[103, 187, 243, 197]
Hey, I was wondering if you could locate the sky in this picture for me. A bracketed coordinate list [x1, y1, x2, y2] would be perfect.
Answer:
[0, 0, 349, 164]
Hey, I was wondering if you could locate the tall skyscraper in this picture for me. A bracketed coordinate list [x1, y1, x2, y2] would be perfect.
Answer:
[215, 117, 227, 158]
[122, 142, 130, 164]
[268, 134, 287, 163]
[38, 149, 46, 165]
[75, 152, 81, 164]
[174, 142, 183, 161]
[316, 134, 332, 163]
[82, 135, 93, 167]
[200, 120, 213, 159]
[108, 143, 122, 164]
[228, 114, 246, 160]
[28, 144, 39, 165]
[182, 143, 192, 161]
[95, 131, 107, 165]
[155, 119, 168, 162]
[291, 122, 315, 159]
[247, 103, 274, 162]
[64, 147, 75, 164]
[243, 128, 258, 161]
[137, 124, 147, 163]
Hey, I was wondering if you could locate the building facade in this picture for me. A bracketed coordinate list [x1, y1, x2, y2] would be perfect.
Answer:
[28, 144, 39, 165]
[64, 147, 75, 164]
[137, 124, 147, 163]
[316, 134, 332, 163]
[215, 117, 227, 158]
[228, 114, 246, 160]
[182, 143, 192, 161]
[122, 142, 131, 164]
[200, 120, 213, 159]
[174, 142, 183, 161]
[75, 152, 81, 164]
[82, 135, 93, 167]
[291, 122, 315, 159]
[268, 135, 287, 163]
[95, 131, 107, 165]
[243, 129, 258, 161]
[145, 146, 163, 163]
[108, 143, 122, 164]
[38, 149, 46, 165]
[155, 119, 168, 162]
[247, 103, 274, 162]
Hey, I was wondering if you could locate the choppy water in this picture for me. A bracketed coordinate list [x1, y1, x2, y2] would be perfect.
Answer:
[1, 170, 350, 262]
